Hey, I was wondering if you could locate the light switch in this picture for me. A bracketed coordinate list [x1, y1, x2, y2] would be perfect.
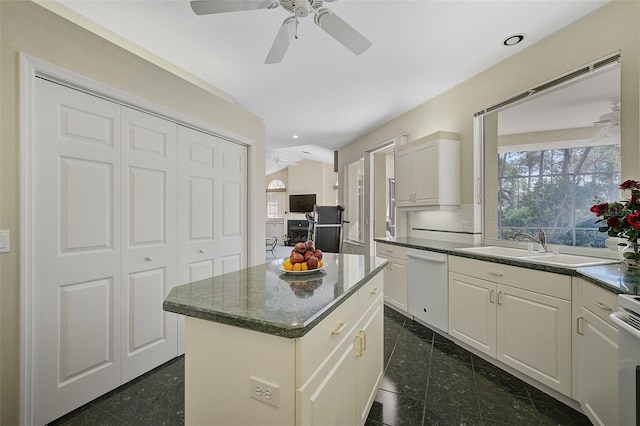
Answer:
[0, 230, 10, 253]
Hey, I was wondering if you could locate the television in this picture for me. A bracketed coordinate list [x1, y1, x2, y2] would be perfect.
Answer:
[289, 194, 316, 213]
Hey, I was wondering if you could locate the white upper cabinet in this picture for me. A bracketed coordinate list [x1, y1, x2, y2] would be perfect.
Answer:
[395, 132, 460, 208]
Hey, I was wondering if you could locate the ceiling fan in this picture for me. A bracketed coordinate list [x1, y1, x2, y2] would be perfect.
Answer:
[190, 0, 372, 64]
[592, 96, 620, 141]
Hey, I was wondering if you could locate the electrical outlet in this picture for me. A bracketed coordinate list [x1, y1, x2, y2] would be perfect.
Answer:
[249, 376, 279, 408]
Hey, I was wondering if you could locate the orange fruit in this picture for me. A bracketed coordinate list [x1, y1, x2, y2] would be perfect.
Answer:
[293, 263, 302, 271]
[284, 263, 293, 271]
[301, 262, 308, 271]
[318, 260, 324, 268]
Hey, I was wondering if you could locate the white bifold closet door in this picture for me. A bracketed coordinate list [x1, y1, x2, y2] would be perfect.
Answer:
[120, 107, 178, 382]
[32, 78, 124, 425]
[176, 126, 247, 352]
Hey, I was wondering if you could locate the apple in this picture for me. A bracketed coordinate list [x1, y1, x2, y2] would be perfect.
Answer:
[307, 256, 319, 270]
[290, 252, 304, 264]
[305, 240, 315, 251]
[313, 249, 323, 261]
[304, 250, 313, 261]
[294, 242, 306, 253]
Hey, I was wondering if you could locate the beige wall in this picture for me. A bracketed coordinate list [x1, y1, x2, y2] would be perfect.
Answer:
[266, 161, 337, 215]
[1, 1, 266, 424]
[339, 1, 640, 210]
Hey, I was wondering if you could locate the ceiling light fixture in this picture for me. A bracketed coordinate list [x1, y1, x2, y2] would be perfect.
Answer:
[292, 134, 299, 139]
[502, 33, 526, 47]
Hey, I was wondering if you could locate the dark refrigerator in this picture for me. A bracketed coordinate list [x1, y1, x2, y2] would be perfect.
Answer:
[308, 205, 344, 253]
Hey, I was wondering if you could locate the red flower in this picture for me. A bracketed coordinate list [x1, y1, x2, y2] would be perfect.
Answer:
[620, 180, 640, 190]
[590, 203, 609, 217]
[628, 211, 640, 230]
[607, 216, 621, 227]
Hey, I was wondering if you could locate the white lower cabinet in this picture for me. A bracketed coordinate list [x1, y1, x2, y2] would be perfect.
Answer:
[573, 278, 619, 426]
[449, 257, 572, 396]
[376, 242, 408, 312]
[298, 276, 384, 426]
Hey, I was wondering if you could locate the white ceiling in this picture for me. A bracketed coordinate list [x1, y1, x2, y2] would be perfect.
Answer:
[54, 0, 609, 175]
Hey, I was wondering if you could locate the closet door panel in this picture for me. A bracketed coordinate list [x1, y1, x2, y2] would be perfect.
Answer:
[177, 126, 220, 353]
[218, 140, 247, 273]
[121, 107, 178, 382]
[32, 78, 122, 425]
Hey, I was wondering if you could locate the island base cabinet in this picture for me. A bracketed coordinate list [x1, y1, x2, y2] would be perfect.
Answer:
[297, 281, 384, 426]
[184, 318, 297, 426]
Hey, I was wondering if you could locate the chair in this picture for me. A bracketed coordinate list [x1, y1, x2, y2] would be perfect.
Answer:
[266, 237, 278, 258]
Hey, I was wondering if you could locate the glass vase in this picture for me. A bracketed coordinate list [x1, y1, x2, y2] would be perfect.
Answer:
[621, 239, 640, 271]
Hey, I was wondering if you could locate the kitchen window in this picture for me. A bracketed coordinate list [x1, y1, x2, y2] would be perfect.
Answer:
[480, 54, 621, 249]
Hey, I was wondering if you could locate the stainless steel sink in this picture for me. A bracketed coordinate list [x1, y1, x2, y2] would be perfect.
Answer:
[455, 246, 618, 268]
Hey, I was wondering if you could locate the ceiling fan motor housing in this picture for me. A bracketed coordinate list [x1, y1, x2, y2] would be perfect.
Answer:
[282, 0, 323, 16]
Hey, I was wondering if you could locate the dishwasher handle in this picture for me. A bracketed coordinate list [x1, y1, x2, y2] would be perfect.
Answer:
[610, 310, 640, 339]
[407, 252, 446, 264]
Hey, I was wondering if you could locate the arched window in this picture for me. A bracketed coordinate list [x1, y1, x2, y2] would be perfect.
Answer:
[267, 179, 286, 218]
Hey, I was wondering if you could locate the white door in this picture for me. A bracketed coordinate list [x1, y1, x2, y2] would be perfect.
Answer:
[218, 139, 247, 274]
[32, 78, 123, 425]
[177, 125, 219, 352]
[120, 107, 178, 382]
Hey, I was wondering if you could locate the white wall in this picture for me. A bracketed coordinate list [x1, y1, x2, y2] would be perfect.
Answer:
[0, 2, 265, 424]
[338, 2, 640, 250]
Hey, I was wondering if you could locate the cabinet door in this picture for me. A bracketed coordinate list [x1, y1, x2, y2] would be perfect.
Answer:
[121, 107, 178, 382]
[383, 259, 407, 311]
[578, 308, 619, 426]
[497, 284, 571, 396]
[297, 338, 357, 426]
[394, 149, 413, 206]
[448, 272, 496, 357]
[356, 299, 384, 425]
[413, 141, 438, 205]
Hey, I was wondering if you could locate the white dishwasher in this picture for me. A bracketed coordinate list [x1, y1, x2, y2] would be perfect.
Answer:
[407, 250, 448, 332]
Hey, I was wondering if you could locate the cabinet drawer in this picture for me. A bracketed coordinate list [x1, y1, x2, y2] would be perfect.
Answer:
[376, 243, 407, 260]
[449, 256, 571, 300]
[296, 294, 358, 387]
[580, 279, 618, 325]
[358, 273, 384, 317]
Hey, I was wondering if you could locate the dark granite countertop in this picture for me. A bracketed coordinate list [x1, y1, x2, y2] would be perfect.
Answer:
[374, 237, 639, 296]
[163, 253, 387, 338]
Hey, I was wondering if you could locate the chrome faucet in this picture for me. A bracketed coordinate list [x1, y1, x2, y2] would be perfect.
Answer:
[509, 227, 547, 253]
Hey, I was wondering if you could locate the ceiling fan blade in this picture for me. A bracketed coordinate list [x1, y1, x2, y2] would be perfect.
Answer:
[191, 0, 278, 15]
[265, 16, 296, 64]
[314, 8, 372, 55]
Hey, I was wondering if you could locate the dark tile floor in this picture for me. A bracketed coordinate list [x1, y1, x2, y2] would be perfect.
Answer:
[50, 306, 592, 426]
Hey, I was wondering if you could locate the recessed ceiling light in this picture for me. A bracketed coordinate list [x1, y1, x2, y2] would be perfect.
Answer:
[292, 134, 299, 139]
[502, 33, 526, 47]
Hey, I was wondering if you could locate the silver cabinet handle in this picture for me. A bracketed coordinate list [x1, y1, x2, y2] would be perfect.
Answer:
[497, 291, 503, 305]
[488, 270, 504, 277]
[360, 329, 367, 351]
[145, 256, 153, 262]
[370, 287, 379, 295]
[594, 301, 612, 311]
[490, 289, 495, 303]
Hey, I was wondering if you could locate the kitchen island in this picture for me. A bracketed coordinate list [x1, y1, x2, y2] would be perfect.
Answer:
[164, 253, 387, 426]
